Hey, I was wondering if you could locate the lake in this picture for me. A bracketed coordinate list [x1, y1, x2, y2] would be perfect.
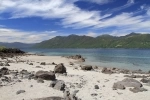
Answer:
[22, 48, 150, 71]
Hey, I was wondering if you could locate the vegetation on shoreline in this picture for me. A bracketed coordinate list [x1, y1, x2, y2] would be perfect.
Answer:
[34, 33, 150, 48]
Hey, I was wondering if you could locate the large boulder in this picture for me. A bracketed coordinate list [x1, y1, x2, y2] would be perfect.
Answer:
[54, 63, 66, 74]
[81, 65, 93, 71]
[50, 80, 65, 91]
[0, 67, 9, 75]
[113, 78, 142, 90]
[121, 78, 142, 88]
[35, 70, 56, 80]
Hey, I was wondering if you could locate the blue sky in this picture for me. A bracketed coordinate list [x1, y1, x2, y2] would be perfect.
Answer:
[0, 0, 150, 43]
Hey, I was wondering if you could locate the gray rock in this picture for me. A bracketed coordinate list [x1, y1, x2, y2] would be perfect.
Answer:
[81, 65, 93, 71]
[63, 89, 80, 100]
[50, 80, 65, 91]
[101, 67, 113, 74]
[140, 78, 150, 83]
[0, 63, 4, 66]
[36, 66, 42, 68]
[113, 78, 142, 90]
[121, 78, 142, 88]
[91, 93, 98, 96]
[29, 63, 33, 65]
[4, 63, 10, 66]
[20, 70, 30, 75]
[129, 87, 147, 93]
[94, 85, 99, 89]
[54, 63, 66, 74]
[113, 82, 125, 90]
[16, 90, 25, 95]
[40, 62, 46, 65]
[0, 67, 9, 75]
[35, 70, 56, 80]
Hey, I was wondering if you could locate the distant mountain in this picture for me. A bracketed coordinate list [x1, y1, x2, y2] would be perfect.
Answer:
[0, 42, 34, 49]
[34, 33, 150, 48]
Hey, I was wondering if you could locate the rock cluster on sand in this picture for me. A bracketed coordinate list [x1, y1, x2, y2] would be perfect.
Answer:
[65, 55, 85, 62]
[113, 78, 148, 93]
[80, 65, 93, 71]
[50, 80, 65, 91]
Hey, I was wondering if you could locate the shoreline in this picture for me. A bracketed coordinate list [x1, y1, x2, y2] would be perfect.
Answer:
[0, 54, 150, 100]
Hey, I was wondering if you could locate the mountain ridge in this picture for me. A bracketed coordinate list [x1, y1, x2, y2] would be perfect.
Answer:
[34, 33, 150, 48]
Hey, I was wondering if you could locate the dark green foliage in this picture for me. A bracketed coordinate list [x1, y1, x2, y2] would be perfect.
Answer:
[34, 33, 150, 48]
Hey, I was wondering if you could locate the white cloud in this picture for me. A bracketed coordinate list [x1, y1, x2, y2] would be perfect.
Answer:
[86, 32, 97, 37]
[0, 28, 57, 43]
[106, 0, 135, 13]
[0, 0, 149, 38]
[81, 0, 113, 5]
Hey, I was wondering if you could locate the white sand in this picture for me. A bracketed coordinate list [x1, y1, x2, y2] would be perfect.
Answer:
[0, 55, 150, 100]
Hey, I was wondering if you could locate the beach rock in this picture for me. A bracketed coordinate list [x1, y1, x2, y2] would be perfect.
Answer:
[20, 70, 30, 75]
[16, 90, 25, 95]
[50, 80, 65, 91]
[140, 78, 150, 83]
[129, 87, 147, 93]
[66, 55, 85, 62]
[4, 63, 10, 66]
[94, 85, 99, 89]
[114, 78, 142, 88]
[35, 70, 56, 80]
[63, 89, 80, 100]
[119, 69, 130, 74]
[52, 62, 56, 65]
[0, 63, 4, 66]
[36, 66, 42, 68]
[54, 63, 66, 74]
[29, 63, 33, 65]
[40, 62, 46, 65]
[101, 67, 113, 74]
[91, 93, 98, 96]
[121, 78, 142, 87]
[34, 97, 63, 100]
[81, 65, 93, 71]
[0, 67, 9, 75]
[113, 82, 125, 90]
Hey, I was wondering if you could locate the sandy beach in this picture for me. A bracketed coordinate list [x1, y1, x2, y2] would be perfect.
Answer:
[0, 54, 150, 100]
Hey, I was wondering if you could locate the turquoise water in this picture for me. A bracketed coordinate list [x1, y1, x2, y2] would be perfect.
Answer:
[22, 48, 150, 71]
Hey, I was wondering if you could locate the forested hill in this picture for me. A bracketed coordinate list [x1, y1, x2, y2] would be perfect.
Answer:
[34, 33, 150, 48]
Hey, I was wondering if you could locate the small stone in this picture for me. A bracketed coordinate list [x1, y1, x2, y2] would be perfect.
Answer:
[91, 93, 98, 96]
[16, 90, 25, 95]
[129, 87, 148, 93]
[40, 62, 46, 65]
[29, 63, 33, 65]
[95, 85, 99, 89]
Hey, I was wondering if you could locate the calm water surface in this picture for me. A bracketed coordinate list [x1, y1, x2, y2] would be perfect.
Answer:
[22, 48, 150, 71]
